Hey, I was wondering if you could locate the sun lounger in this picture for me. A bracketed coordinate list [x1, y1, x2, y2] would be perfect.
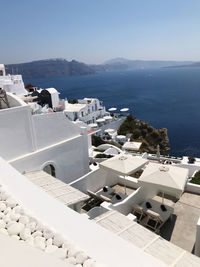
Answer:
[143, 209, 163, 232]
[140, 199, 174, 233]
[132, 204, 145, 222]
[87, 190, 111, 203]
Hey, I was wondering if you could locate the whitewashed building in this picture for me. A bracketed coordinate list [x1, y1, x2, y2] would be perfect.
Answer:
[0, 64, 28, 96]
[0, 91, 89, 183]
[64, 97, 107, 124]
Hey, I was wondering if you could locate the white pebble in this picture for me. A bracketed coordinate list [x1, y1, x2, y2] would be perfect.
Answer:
[3, 215, 12, 224]
[0, 211, 4, 219]
[0, 228, 8, 235]
[4, 207, 11, 215]
[65, 257, 76, 265]
[43, 229, 54, 239]
[34, 236, 45, 243]
[20, 228, 31, 241]
[27, 222, 37, 233]
[13, 206, 24, 215]
[0, 203, 6, 212]
[53, 233, 66, 247]
[0, 219, 6, 229]
[7, 222, 24, 235]
[10, 212, 20, 222]
[76, 252, 88, 264]
[76, 265, 82, 267]
[52, 248, 67, 259]
[45, 245, 58, 254]
[6, 197, 17, 208]
[68, 246, 81, 258]
[46, 238, 53, 246]
[19, 215, 29, 225]
[32, 231, 43, 237]
[1, 192, 10, 201]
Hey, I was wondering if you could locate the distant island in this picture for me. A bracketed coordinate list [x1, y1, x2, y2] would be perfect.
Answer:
[164, 62, 200, 69]
[5, 57, 195, 79]
[6, 59, 95, 79]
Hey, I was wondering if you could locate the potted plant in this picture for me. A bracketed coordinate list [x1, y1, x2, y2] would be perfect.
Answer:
[188, 156, 196, 164]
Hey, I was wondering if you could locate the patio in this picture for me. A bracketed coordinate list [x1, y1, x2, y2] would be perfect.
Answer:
[160, 192, 200, 252]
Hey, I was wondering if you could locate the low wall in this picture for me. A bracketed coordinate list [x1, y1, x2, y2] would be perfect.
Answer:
[111, 186, 158, 215]
[69, 168, 119, 194]
[186, 182, 200, 195]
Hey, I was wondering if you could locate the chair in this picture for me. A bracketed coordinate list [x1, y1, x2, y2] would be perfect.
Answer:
[143, 209, 163, 232]
[132, 204, 145, 222]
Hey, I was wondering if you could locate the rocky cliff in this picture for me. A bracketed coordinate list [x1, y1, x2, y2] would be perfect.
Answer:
[118, 114, 170, 154]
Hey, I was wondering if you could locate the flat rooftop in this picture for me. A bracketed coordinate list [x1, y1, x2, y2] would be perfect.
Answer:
[93, 210, 200, 266]
[25, 170, 89, 206]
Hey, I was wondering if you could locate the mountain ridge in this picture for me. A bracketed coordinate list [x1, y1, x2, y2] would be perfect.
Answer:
[5, 58, 196, 79]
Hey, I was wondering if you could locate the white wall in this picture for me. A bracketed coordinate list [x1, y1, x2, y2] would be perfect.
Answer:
[0, 106, 35, 160]
[70, 168, 119, 193]
[32, 112, 81, 150]
[0, 158, 166, 267]
[177, 163, 200, 177]
[110, 186, 158, 215]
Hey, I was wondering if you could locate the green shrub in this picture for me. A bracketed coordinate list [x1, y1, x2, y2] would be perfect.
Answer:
[190, 171, 200, 185]
[188, 156, 196, 164]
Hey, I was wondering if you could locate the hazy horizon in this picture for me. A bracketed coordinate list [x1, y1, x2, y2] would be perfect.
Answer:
[4, 57, 197, 66]
[1, 0, 200, 64]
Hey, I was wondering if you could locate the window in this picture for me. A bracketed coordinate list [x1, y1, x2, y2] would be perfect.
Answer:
[43, 164, 56, 177]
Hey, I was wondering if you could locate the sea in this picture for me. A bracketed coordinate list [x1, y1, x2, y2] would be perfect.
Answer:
[25, 67, 200, 158]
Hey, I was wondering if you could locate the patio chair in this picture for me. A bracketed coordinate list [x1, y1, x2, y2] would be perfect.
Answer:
[143, 209, 163, 233]
[132, 204, 145, 222]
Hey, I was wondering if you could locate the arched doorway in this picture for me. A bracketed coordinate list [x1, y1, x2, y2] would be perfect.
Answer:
[43, 164, 56, 177]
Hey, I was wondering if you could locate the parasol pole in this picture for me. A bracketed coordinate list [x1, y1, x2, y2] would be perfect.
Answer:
[162, 192, 164, 204]
[124, 175, 127, 195]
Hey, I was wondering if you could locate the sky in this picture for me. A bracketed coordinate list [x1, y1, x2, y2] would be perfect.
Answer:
[1, 0, 200, 64]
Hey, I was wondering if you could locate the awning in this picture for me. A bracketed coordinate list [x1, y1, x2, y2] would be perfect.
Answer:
[138, 163, 189, 199]
[99, 154, 149, 176]
[96, 118, 105, 123]
[122, 141, 142, 151]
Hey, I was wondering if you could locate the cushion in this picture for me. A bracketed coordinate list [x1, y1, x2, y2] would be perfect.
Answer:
[146, 202, 152, 209]
[146, 209, 161, 220]
[160, 204, 167, 212]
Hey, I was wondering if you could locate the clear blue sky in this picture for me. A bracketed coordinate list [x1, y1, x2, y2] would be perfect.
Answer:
[1, 0, 200, 64]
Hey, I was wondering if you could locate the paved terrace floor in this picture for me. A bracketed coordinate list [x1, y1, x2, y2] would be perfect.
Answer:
[25, 171, 89, 207]
[160, 192, 200, 252]
[93, 210, 200, 267]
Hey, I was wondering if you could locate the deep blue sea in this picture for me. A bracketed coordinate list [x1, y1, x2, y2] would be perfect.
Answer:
[25, 67, 200, 157]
